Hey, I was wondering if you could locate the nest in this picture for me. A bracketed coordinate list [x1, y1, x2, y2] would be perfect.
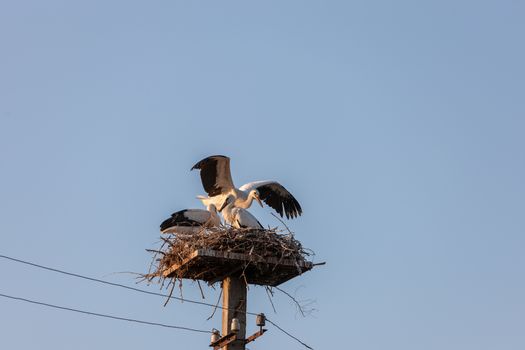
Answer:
[145, 226, 313, 288]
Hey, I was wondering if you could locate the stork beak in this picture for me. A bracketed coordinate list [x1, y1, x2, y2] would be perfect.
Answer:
[218, 198, 229, 212]
[255, 195, 263, 208]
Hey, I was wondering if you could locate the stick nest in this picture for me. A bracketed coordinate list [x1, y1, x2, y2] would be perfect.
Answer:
[145, 226, 313, 286]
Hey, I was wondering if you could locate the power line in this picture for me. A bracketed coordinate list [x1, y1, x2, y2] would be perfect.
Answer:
[0, 292, 211, 334]
[0, 254, 259, 316]
[0, 253, 313, 349]
[266, 318, 314, 350]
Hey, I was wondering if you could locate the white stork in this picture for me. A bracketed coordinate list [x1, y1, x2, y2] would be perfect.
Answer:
[219, 195, 264, 229]
[191, 155, 302, 219]
[160, 204, 221, 234]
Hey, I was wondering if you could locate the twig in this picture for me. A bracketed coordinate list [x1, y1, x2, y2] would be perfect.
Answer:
[265, 286, 277, 314]
[275, 286, 305, 317]
[178, 278, 183, 301]
[197, 280, 205, 300]
[271, 213, 293, 234]
[163, 280, 176, 307]
[206, 289, 223, 321]
[277, 285, 317, 318]
[145, 225, 316, 314]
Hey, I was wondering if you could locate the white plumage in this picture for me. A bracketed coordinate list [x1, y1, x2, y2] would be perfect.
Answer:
[191, 155, 302, 219]
[160, 204, 220, 234]
[220, 195, 263, 229]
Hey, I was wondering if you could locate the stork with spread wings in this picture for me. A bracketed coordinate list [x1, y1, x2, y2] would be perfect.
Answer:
[191, 155, 302, 219]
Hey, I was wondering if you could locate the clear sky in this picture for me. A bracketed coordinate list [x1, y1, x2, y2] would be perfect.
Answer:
[1, 1, 524, 349]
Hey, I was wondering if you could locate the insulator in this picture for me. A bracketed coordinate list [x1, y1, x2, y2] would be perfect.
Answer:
[231, 318, 240, 333]
[211, 329, 220, 343]
[256, 313, 266, 327]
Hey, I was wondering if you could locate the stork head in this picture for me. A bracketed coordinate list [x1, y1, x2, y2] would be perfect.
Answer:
[250, 189, 263, 208]
[207, 203, 218, 213]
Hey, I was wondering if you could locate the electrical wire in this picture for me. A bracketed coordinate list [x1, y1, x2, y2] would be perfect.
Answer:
[0, 254, 259, 316]
[0, 292, 211, 334]
[0, 253, 314, 349]
[266, 317, 314, 350]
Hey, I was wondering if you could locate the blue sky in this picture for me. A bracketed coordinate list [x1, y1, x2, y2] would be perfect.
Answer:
[1, 1, 524, 349]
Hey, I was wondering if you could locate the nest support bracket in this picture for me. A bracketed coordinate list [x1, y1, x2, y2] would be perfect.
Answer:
[163, 249, 313, 287]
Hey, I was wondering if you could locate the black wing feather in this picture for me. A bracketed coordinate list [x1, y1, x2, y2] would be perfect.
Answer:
[191, 155, 230, 197]
[160, 210, 203, 232]
[257, 184, 302, 219]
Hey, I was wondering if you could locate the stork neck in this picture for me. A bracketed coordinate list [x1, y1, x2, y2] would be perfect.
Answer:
[221, 204, 235, 223]
[237, 192, 254, 209]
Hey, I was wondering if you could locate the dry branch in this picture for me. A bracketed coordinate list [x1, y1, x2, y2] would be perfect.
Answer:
[144, 226, 313, 302]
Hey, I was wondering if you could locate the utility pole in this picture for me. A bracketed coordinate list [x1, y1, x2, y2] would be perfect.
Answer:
[221, 276, 247, 350]
[210, 275, 266, 350]
[160, 249, 313, 349]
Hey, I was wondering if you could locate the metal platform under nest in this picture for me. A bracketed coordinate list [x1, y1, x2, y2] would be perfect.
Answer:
[162, 249, 313, 287]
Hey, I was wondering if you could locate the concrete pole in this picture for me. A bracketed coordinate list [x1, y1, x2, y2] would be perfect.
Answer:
[222, 276, 247, 350]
